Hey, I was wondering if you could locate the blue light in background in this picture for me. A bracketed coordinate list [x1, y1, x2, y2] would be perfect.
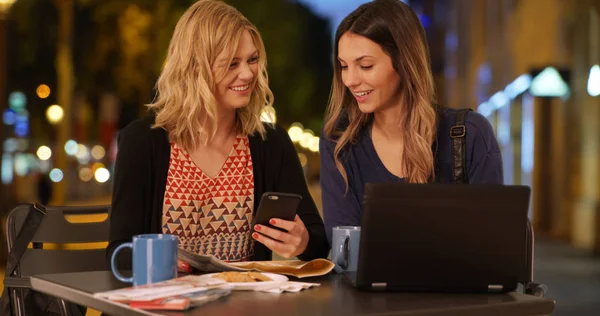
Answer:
[478, 63, 492, 85]
[418, 14, 431, 28]
[445, 33, 458, 51]
[14, 114, 29, 137]
[2, 109, 16, 125]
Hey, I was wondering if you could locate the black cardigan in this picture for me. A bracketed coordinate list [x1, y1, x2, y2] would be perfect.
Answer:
[107, 115, 329, 267]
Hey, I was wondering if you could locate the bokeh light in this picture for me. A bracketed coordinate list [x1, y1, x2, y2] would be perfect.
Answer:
[15, 112, 29, 137]
[588, 64, 600, 97]
[299, 129, 315, 148]
[49, 168, 64, 183]
[288, 123, 304, 143]
[94, 167, 110, 183]
[75, 144, 90, 164]
[79, 167, 94, 182]
[8, 91, 26, 112]
[65, 140, 78, 156]
[309, 136, 320, 153]
[3, 138, 17, 153]
[2, 109, 16, 125]
[46, 105, 64, 124]
[92, 162, 105, 173]
[91, 145, 106, 160]
[36, 146, 52, 161]
[36, 84, 51, 99]
[14, 154, 29, 176]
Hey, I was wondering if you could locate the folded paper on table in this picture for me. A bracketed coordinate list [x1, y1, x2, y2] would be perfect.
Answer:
[253, 281, 321, 294]
[128, 288, 231, 311]
[94, 275, 231, 311]
[178, 249, 334, 278]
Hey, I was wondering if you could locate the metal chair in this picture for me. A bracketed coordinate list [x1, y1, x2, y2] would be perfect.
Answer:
[522, 219, 548, 297]
[3, 203, 110, 316]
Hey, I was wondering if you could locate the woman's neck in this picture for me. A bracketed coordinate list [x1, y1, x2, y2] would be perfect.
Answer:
[372, 103, 405, 141]
[206, 109, 238, 147]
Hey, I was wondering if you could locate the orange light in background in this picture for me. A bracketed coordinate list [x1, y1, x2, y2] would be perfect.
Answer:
[91, 145, 106, 160]
[36, 84, 51, 99]
[91, 162, 105, 173]
[79, 167, 94, 182]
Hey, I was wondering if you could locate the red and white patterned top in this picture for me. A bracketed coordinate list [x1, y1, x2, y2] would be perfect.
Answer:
[162, 136, 255, 262]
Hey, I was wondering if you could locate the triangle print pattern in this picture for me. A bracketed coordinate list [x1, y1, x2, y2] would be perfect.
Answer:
[162, 137, 255, 262]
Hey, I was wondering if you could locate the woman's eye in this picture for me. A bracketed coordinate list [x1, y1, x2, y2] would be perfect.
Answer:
[361, 65, 373, 70]
[249, 57, 259, 63]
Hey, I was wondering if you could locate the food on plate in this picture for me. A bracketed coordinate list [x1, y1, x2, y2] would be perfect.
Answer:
[211, 272, 273, 283]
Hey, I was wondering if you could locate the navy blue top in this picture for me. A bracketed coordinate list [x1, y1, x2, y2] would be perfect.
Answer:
[319, 108, 504, 244]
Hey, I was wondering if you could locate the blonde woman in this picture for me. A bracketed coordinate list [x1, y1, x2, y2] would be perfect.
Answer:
[320, 0, 503, 244]
[108, 0, 329, 269]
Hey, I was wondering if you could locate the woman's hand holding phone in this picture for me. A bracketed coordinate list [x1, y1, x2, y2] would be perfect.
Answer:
[252, 215, 309, 258]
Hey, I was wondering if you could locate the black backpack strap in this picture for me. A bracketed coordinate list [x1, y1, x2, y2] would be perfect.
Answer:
[5, 203, 47, 277]
[450, 109, 471, 184]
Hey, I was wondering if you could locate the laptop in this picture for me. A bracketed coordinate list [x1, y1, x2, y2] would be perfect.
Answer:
[344, 183, 530, 293]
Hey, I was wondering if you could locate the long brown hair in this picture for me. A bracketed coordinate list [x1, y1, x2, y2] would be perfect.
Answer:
[323, 0, 437, 187]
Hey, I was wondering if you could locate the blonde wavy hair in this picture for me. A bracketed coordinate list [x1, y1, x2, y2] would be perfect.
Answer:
[147, 0, 273, 151]
[323, 0, 438, 187]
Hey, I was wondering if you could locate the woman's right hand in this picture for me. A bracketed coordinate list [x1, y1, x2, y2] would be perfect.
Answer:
[177, 260, 192, 273]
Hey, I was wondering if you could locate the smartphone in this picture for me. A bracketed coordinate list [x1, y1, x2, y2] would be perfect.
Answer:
[252, 192, 302, 233]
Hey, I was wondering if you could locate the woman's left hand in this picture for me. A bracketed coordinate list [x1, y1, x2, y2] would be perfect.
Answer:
[252, 215, 309, 258]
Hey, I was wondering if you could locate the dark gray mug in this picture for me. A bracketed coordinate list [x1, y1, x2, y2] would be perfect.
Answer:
[332, 226, 361, 273]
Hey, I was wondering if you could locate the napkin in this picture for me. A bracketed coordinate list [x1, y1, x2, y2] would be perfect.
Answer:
[252, 281, 320, 294]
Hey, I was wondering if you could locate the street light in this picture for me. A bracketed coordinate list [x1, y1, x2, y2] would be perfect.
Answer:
[0, 0, 16, 17]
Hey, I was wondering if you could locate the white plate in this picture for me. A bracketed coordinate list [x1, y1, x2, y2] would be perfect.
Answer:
[197, 272, 288, 291]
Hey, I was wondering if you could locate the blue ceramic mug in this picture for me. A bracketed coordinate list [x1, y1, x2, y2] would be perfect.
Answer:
[110, 234, 178, 286]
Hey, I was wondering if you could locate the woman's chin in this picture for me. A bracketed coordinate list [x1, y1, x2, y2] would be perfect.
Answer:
[357, 101, 378, 114]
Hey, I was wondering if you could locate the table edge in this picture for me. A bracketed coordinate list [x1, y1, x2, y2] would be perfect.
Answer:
[30, 276, 158, 316]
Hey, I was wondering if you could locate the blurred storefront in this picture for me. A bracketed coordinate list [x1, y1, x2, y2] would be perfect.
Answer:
[440, 0, 600, 254]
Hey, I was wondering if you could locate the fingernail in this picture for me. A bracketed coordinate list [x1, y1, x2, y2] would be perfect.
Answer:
[252, 233, 259, 239]
[269, 219, 276, 225]
[254, 225, 261, 231]
[182, 262, 189, 268]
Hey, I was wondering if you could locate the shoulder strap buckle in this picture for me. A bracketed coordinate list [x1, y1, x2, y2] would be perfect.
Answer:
[450, 125, 466, 138]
